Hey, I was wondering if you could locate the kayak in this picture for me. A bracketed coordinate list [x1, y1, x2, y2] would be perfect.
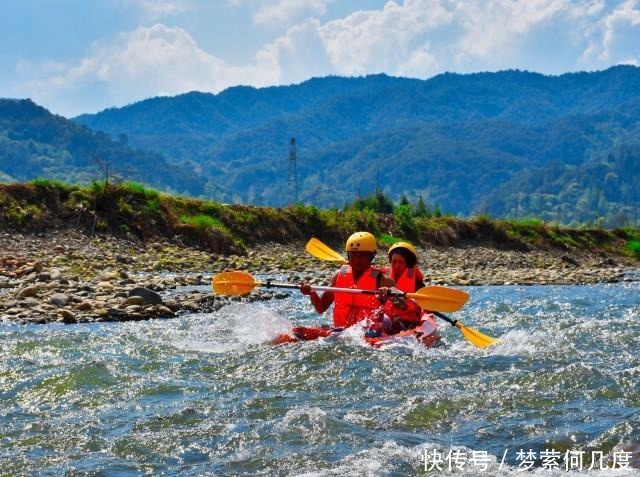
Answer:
[273, 313, 441, 348]
[366, 314, 441, 348]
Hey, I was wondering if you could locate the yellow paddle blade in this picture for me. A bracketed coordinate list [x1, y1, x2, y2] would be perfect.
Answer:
[456, 322, 500, 348]
[306, 238, 347, 264]
[407, 286, 469, 312]
[212, 271, 258, 295]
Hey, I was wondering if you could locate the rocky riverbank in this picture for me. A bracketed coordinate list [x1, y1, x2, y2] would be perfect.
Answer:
[0, 230, 637, 325]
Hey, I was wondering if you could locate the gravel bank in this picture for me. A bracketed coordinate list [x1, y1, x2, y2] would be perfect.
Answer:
[1, 230, 637, 325]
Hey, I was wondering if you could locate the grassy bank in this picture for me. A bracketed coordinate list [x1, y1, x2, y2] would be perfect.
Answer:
[1, 180, 639, 261]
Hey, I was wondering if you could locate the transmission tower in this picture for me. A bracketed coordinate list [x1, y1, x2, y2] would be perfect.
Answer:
[288, 137, 298, 204]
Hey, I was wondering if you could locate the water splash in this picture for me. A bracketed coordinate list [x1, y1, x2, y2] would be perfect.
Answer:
[1, 283, 639, 475]
[165, 303, 293, 353]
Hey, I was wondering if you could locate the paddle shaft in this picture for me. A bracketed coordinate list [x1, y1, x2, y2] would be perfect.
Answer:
[255, 279, 405, 298]
[433, 311, 459, 328]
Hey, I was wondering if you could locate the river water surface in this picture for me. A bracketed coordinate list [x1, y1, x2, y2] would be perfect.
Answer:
[1, 281, 639, 476]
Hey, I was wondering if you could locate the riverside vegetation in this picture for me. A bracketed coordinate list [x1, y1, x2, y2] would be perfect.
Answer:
[1, 180, 639, 325]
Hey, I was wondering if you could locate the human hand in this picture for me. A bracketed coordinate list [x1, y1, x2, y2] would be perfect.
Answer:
[387, 286, 407, 309]
[376, 287, 391, 303]
[391, 296, 408, 309]
[300, 281, 313, 295]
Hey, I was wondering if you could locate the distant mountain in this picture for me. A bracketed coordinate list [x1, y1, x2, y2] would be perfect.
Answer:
[480, 142, 640, 227]
[72, 66, 640, 223]
[0, 99, 205, 194]
[3, 66, 640, 226]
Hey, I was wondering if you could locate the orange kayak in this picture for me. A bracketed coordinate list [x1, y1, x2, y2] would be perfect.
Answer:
[273, 313, 441, 348]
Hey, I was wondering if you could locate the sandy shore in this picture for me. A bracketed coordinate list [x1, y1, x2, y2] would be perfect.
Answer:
[1, 230, 637, 325]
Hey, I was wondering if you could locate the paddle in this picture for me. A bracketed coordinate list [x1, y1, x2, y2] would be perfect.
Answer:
[432, 312, 499, 348]
[212, 271, 469, 313]
[306, 237, 347, 264]
[304, 237, 499, 348]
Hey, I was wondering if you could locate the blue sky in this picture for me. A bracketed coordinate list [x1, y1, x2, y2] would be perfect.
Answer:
[2, 0, 639, 117]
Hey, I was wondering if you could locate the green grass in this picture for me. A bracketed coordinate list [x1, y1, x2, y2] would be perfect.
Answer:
[30, 178, 71, 190]
[2, 180, 640, 258]
[501, 218, 547, 243]
[378, 234, 403, 247]
[509, 217, 545, 228]
[200, 202, 223, 218]
[547, 229, 579, 248]
[66, 189, 92, 208]
[415, 217, 453, 231]
[122, 181, 159, 198]
[180, 214, 223, 230]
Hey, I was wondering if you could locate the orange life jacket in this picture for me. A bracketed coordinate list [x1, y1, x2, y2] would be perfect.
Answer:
[380, 265, 424, 284]
[383, 266, 422, 323]
[333, 265, 382, 328]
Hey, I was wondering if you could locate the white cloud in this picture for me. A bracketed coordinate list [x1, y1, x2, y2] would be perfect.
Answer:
[305, 0, 591, 77]
[318, 0, 453, 76]
[13, 0, 640, 116]
[19, 24, 281, 115]
[578, 0, 640, 66]
[255, 19, 333, 82]
[253, 0, 328, 26]
[600, 0, 640, 59]
[454, 0, 571, 62]
[396, 44, 439, 77]
[124, 0, 193, 20]
[309, 0, 635, 75]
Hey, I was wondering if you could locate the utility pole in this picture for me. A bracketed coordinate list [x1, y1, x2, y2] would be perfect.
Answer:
[288, 137, 298, 204]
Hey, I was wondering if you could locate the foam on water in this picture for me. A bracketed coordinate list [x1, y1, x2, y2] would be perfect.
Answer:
[134, 302, 295, 354]
[485, 328, 550, 356]
[1, 282, 639, 475]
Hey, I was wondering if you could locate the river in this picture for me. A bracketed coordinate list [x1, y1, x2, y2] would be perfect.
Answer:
[1, 281, 639, 476]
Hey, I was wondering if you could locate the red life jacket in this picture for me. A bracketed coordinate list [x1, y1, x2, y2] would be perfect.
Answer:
[383, 266, 422, 324]
[333, 265, 382, 328]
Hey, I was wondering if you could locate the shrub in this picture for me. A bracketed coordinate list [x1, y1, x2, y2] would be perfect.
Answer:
[144, 198, 161, 217]
[89, 180, 106, 195]
[180, 214, 223, 230]
[395, 203, 416, 237]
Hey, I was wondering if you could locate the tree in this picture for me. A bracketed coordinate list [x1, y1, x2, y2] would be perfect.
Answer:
[414, 194, 429, 217]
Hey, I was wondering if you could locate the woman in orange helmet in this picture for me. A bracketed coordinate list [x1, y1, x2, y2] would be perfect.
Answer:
[380, 241, 427, 334]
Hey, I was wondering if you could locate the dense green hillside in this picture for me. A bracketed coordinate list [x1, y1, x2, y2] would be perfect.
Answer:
[2, 67, 640, 225]
[72, 66, 640, 222]
[0, 99, 205, 195]
[480, 143, 640, 227]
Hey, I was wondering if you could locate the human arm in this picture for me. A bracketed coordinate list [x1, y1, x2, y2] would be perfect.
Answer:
[300, 271, 337, 314]
[377, 275, 408, 309]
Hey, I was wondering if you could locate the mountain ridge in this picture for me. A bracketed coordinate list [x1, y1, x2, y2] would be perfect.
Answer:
[2, 66, 640, 226]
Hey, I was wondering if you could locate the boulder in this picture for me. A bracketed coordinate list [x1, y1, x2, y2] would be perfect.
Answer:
[128, 287, 162, 305]
[49, 293, 70, 307]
